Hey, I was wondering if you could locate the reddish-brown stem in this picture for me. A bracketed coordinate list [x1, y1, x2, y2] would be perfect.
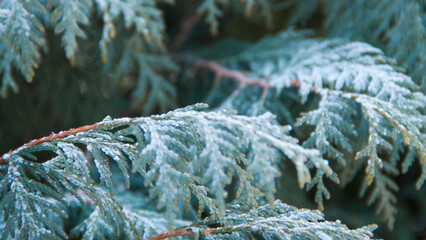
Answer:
[180, 57, 317, 96]
[148, 228, 214, 240]
[192, 59, 270, 96]
[191, 60, 318, 96]
[169, 4, 202, 52]
[0, 122, 100, 165]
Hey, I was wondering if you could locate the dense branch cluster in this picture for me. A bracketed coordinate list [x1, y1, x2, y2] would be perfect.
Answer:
[1, 104, 339, 239]
[195, 30, 425, 228]
[0, 0, 424, 239]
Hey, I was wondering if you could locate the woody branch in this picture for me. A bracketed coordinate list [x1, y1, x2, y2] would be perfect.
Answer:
[191, 59, 271, 97]
[0, 122, 100, 165]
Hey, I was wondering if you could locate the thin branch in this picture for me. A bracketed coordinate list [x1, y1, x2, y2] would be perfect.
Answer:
[169, 4, 202, 52]
[148, 228, 214, 240]
[192, 59, 271, 97]
[0, 122, 100, 165]
[177, 57, 317, 97]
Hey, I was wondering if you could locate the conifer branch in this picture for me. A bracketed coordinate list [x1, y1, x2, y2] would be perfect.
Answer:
[193, 59, 268, 87]
[1, 1, 424, 238]
[199, 29, 425, 229]
[0, 122, 100, 165]
[149, 199, 378, 240]
[1, 105, 335, 239]
[192, 59, 270, 96]
[191, 59, 317, 97]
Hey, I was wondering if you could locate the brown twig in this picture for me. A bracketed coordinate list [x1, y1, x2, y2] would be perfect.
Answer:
[190, 59, 318, 97]
[177, 56, 318, 96]
[0, 122, 100, 165]
[169, 4, 203, 52]
[148, 228, 214, 240]
[192, 59, 271, 97]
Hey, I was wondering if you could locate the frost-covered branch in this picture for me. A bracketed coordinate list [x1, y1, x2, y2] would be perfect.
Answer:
[150, 200, 378, 240]
[0, 122, 99, 165]
[0, 104, 334, 239]
[195, 29, 425, 228]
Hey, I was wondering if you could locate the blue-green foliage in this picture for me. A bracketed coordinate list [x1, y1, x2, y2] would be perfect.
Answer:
[0, 0, 45, 84]
[297, 96, 357, 166]
[52, 0, 91, 65]
[288, 0, 425, 87]
[0, 0, 177, 112]
[69, 200, 191, 240]
[0, 45, 17, 97]
[0, 0, 424, 239]
[198, 200, 377, 239]
[0, 105, 346, 239]
[95, 0, 179, 113]
[197, 30, 425, 228]
[198, 0, 273, 34]
[198, 0, 226, 35]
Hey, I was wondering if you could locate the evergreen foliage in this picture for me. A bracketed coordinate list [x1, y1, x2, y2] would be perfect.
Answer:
[288, 0, 425, 88]
[1, 105, 345, 239]
[195, 200, 377, 239]
[195, 30, 425, 228]
[0, 0, 425, 239]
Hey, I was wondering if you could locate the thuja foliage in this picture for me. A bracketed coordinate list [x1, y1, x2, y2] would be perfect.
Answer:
[0, 105, 358, 239]
[0, 0, 424, 239]
[197, 30, 425, 229]
[194, 200, 376, 239]
[288, 0, 425, 87]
